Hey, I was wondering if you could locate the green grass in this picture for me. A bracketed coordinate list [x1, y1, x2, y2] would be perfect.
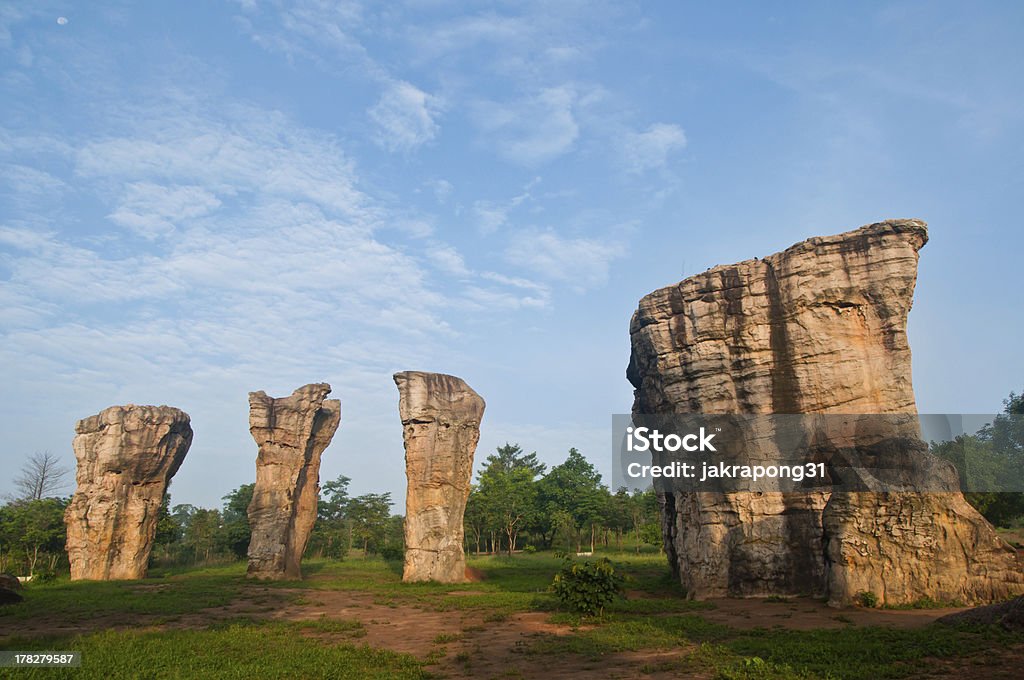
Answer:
[881, 597, 966, 610]
[523, 611, 1020, 679]
[0, 563, 246, 624]
[2, 551, 1020, 680]
[719, 623, 1015, 679]
[2, 621, 427, 679]
[269, 554, 566, 615]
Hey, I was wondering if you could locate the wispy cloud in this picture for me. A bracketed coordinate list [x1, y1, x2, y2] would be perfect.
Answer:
[424, 178, 453, 204]
[472, 176, 540, 234]
[108, 182, 221, 239]
[425, 242, 470, 277]
[472, 87, 579, 165]
[623, 123, 687, 173]
[369, 80, 442, 152]
[504, 229, 624, 292]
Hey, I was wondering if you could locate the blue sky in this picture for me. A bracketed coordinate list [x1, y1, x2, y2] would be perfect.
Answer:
[2, 1, 1022, 509]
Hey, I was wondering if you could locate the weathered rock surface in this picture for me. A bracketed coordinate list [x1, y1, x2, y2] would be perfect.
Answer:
[395, 371, 484, 583]
[64, 405, 192, 580]
[246, 384, 340, 580]
[628, 219, 1023, 606]
[0, 573, 21, 591]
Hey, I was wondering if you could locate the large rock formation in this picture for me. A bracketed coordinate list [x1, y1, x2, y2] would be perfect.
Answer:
[395, 371, 485, 583]
[628, 219, 1023, 606]
[65, 405, 192, 580]
[246, 383, 340, 580]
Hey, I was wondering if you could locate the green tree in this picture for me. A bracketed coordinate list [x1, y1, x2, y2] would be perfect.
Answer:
[309, 475, 351, 558]
[151, 493, 183, 564]
[477, 465, 537, 555]
[481, 443, 546, 476]
[464, 485, 487, 554]
[347, 493, 393, 554]
[183, 508, 222, 563]
[0, 497, 68, 575]
[537, 448, 606, 553]
[472, 443, 546, 555]
[631, 489, 661, 553]
[931, 389, 1024, 526]
[220, 484, 254, 559]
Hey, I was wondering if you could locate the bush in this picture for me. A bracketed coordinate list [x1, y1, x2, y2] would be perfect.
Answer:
[523, 545, 537, 554]
[855, 591, 879, 608]
[378, 544, 404, 562]
[34, 569, 57, 583]
[550, 557, 624, 616]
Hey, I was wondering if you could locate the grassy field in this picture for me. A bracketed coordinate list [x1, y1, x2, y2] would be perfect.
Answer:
[1, 552, 1020, 679]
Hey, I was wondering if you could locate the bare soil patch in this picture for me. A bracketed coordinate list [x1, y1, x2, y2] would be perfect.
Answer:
[268, 589, 700, 679]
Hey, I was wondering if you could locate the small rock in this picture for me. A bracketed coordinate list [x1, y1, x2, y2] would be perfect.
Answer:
[0, 587, 23, 605]
[0, 573, 21, 590]
[937, 596, 1024, 631]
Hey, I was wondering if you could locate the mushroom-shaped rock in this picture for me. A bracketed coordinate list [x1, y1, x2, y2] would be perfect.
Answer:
[64, 405, 192, 580]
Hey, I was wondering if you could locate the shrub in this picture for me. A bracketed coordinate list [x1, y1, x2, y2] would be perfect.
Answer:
[523, 544, 537, 554]
[34, 569, 57, 584]
[550, 557, 624, 616]
[855, 591, 879, 608]
[378, 544, 404, 562]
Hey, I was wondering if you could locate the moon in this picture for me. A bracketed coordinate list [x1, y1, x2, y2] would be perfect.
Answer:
[56, 17, 68, 26]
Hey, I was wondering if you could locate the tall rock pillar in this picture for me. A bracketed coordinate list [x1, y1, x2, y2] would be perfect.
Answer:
[395, 371, 485, 583]
[628, 219, 1023, 605]
[65, 405, 192, 580]
[246, 383, 340, 580]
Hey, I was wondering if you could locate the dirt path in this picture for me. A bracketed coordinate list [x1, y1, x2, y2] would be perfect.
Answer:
[270, 589, 704, 679]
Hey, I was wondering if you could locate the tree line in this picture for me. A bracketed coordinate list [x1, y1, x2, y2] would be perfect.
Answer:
[465, 444, 662, 556]
[150, 479, 405, 566]
[930, 390, 1024, 527]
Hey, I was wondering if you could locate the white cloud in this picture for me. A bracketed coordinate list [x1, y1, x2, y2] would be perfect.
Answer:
[426, 243, 470, 277]
[75, 105, 370, 220]
[369, 80, 442, 152]
[473, 87, 579, 165]
[623, 122, 686, 173]
[476, 271, 551, 309]
[473, 201, 510, 234]
[409, 13, 529, 59]
[504, 229, 624, 291]
[232, 0, 383, 79]
[108, 182, 221, 239]
[425, 178, 453, 204]
[472, 176, 540, 234]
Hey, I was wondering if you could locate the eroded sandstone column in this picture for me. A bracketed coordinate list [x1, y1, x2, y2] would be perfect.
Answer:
[246, 383, 340, 580]
[395, 371, 484, 583]
[628, 219, 1023, 605]
[65, 405, 192, 580]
